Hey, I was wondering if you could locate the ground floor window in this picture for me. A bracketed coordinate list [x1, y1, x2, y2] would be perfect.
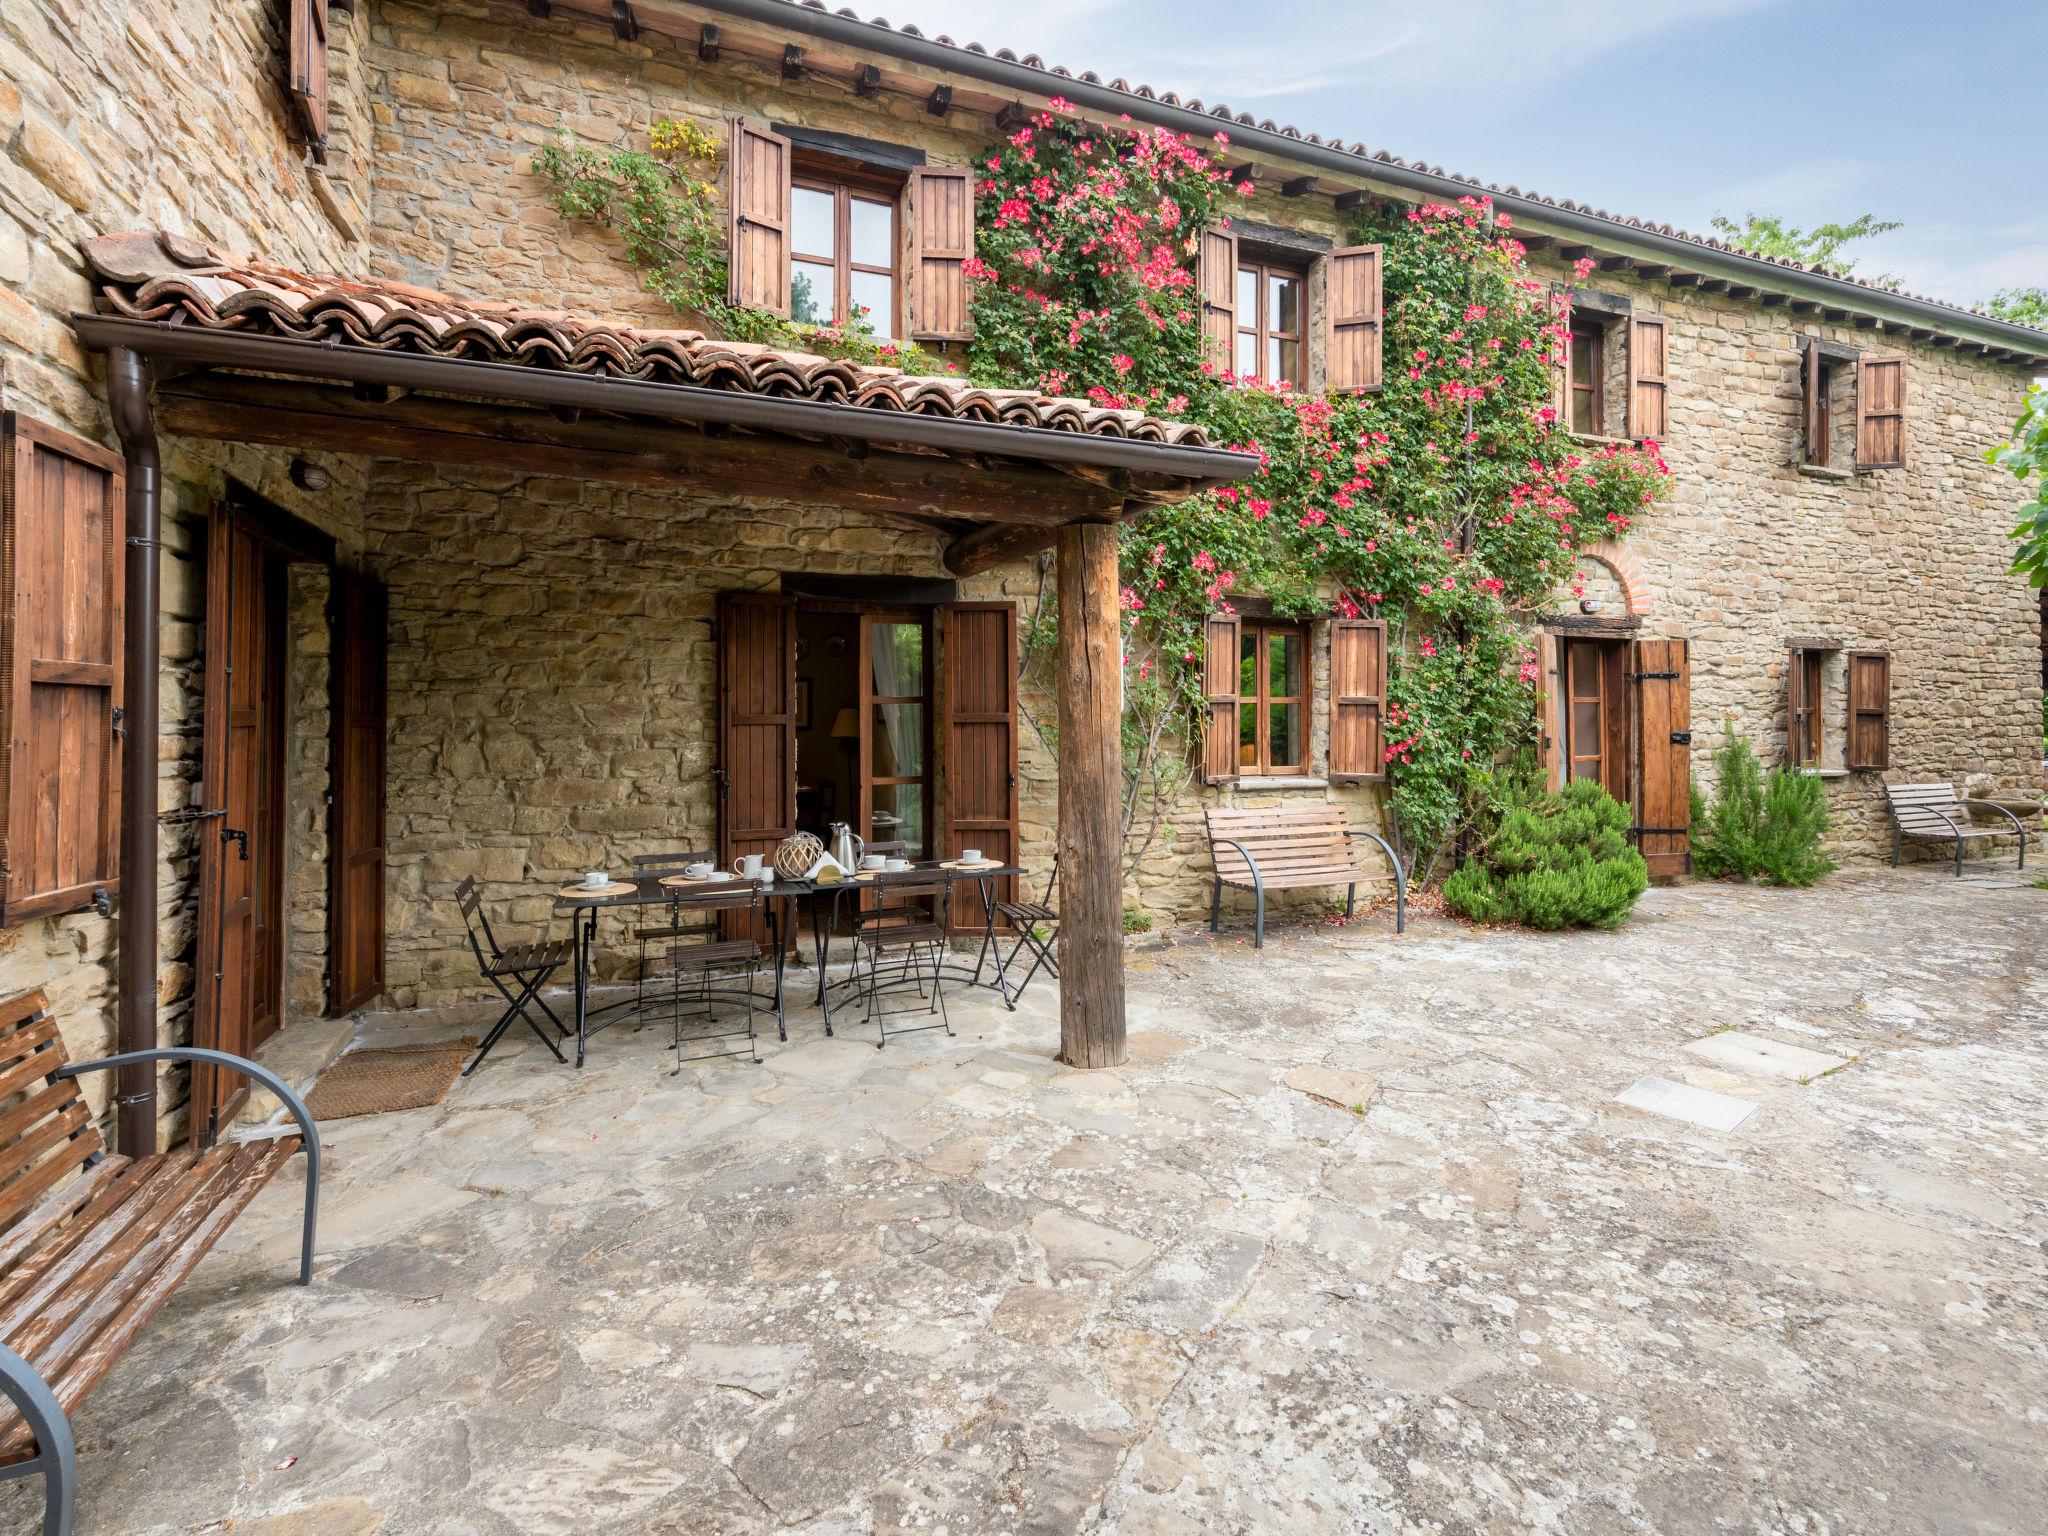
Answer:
[1238, 621, 1308, 776]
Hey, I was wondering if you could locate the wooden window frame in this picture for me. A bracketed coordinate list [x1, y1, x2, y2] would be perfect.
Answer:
[1787, 645, 1830, 768]
[1237, 619, 1309, 777]
[1568, 319, 1606, 437]
[1234, 256, 1309, 388]
[790, 161, 903, 342]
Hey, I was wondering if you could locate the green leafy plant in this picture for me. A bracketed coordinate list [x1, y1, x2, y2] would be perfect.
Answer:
[1986, 286, 2048, 327]
[1707, 211, 1901, 284]
[1442, 770, 1648, 929]
[1990, 382, 2048, 589]
[1690, 733, 1835, 886]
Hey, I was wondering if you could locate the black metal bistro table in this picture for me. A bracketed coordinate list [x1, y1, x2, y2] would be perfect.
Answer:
[553, 871, 808, 1067]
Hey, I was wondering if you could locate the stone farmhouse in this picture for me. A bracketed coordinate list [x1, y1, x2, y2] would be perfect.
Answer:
[0, 0, 2041, 1153]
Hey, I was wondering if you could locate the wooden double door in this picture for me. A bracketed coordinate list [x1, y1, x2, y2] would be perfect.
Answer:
[1548, 633, 1692, 879]
[717, 593, 1019, 932]
[191, 502, 386, 1138]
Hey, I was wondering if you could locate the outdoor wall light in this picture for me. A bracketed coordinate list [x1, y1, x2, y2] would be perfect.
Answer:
[1580, 596, 1605, 615]
[289, 458, 332, 492]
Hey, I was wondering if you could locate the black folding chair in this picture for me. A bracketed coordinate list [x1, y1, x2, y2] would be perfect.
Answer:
[455, 874, 571, 1075]
[994, 855, 1060, 1010]
[629, 850, 714, 1022]
[854, 872, 953, 1049]
[663, 885, 768, 1072]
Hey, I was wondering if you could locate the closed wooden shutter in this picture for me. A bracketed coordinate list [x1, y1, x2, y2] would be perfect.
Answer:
[911, 167, 974, 343]
[289, 0, 329, 149]
[1325, 245, 1384, 395]
[328, 568, 386, 1014]
[1200, 610, 1241, 785]
[1328, 619, 1387, 781]
[1856, 356, 1905, 469]
[1845, 650, 1890, 770]
[1630, 637, 1691, 880]
[940, 603, 1017, 931]
[0, 415, 124, 926]
[1197, 225, 1238, 372]
[1627, 315, 1668, 441]
[717, 592, 794, 942]
[1801, 340, 1824, 464]
[728, 119, 792, 315]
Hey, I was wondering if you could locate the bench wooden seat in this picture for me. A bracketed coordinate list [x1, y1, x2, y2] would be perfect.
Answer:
[1205, 805, 1407, 948]
[0, 991, 319, 1536]
[1883, 783, 2029, 876]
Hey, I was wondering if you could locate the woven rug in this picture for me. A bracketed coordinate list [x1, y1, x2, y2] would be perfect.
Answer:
[304, 1038, 476, 1122]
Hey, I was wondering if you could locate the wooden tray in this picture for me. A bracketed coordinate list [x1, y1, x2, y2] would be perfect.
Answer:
[658, 873, 763, 889]
[559, 881, 636, 899]
[939, 859, 1003, 871]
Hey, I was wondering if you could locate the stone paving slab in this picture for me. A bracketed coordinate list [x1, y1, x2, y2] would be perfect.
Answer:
[1681, 1027, 1850, 1080]
[8, 868, 2046, 1535]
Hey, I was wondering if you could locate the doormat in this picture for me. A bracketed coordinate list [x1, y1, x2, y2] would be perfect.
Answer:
[304, 1038, 476, 1122]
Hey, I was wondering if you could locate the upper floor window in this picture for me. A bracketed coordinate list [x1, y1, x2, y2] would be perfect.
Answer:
[1568, 320, 1607, 436]
[1234, 259, 1307, 388]
[789, 171, 899, 341]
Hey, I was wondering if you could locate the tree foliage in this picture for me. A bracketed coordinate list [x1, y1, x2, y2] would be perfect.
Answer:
[1707, 211, 1901, 284]
[1986, 286, 2048, 327]
[1991, 382, 2048, 589]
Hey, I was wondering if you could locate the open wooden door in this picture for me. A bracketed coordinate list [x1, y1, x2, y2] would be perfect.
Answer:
[717, 593, 795, 941]
[1630, 637, 1692, 880]
[939, 602, 1018, 932]
[328, 569, 387, 1013]
[192, 506, 289, 1139]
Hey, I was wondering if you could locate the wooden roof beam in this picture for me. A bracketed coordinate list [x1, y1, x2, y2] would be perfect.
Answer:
[927, 84, 953, 116]
[611, 1, 638, 41]
[696, 23, 717, 59]
[780, 44, 804, 80]
[1280, 174, 1319, 198]
[854, 63, 881, 97]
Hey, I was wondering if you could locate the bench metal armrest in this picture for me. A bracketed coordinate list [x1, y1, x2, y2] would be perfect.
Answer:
[1345, 828, 1408, 934]
[1965, 799, 2029, 840]
[56, 1048, 320, 1286]
[1209, 836, 1264, 895]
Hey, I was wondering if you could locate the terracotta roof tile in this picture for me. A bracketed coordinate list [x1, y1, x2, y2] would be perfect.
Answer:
[80, 230, 1215, 448]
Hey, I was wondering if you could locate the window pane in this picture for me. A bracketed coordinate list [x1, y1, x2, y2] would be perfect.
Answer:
[1236, 267, 1257, 323]
[1268, 632, 1300, 696]
[850, 197, 894, 268]
[870, 781, 925, 857]
[1268, 702, 1300, 769]
[1571, 701, 1602, 748]
[849, 269, 894, 340]
[791, 260, 833, 325]
[1270, 273, 1300, 335]
[1269, 337, 1299, 386]
[1238, 700, 1257, 765]
[869, 621, 923, 696]
[792, 186, 835, 260]
[1239, 632, 1258, 697]
[871, 702, 925, 778]
[1234, 330, 1257, 378]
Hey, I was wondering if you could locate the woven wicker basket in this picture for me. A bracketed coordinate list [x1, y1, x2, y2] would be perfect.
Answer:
[774, 832, 824, 880]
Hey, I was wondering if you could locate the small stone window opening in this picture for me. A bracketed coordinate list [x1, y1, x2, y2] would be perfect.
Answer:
[1786, 643, 1848, 770]
[1562, 291, 1632, 439]
[1799, 340, 1859, 469]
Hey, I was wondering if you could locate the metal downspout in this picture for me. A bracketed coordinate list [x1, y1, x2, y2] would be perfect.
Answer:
[106, 347, 160, 1157]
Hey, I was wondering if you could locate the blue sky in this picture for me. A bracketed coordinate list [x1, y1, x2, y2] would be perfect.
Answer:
[879, 0, 2039, 310]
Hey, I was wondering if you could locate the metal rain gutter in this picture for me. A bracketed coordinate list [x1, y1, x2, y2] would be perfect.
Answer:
[70, 315, 1259, 486]
[681, 0, 2048, 362]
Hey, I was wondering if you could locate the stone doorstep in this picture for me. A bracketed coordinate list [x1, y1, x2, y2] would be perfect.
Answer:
[233, 1011, 361, 1130]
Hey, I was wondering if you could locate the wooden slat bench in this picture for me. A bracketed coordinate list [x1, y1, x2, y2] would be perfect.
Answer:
[1884, 783, 2030, 876]
[0, 991, 319, 1536]
[1205, 805, 1407, 948]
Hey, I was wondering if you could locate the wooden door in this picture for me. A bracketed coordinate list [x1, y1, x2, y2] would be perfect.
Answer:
[1631, 637, 1692, 880]
[940, 603, 1018, 932]
[192, 507, 289, 1137]
[1562, 640, 1628, 804]
[328, 569, 387, 1013]
[717, 592, 795, 941]
[858, 611, 931, 860]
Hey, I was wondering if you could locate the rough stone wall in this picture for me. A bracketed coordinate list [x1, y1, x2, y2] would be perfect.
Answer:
[284, 564, 332, 1020]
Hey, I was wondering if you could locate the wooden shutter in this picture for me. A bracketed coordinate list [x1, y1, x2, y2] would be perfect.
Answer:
[1627, 315, 1668, 442]
[1800, 340, 1824, 465]
[911, 167, 974, 343]
[1846, 650, 1890, 770]
[1536, 631, 1564, 791]
[1554, 299, 1573, 424]
[1197, 225, 1238, 372]
[288, 0, 329, 149]
[1856, 356, 1905, 469]
[1630, 637, 1691, 880]
[727, 119, 792, 316]
[717, 592, 794, 942]
[328, 568, 386, 1014]
[1200, 610, 1241, 785]
[0, 415, 124, 927]
[940, 603, 1017, 931]
[1325, 245, 1384, 395]
[1328, 619, 1387, 781]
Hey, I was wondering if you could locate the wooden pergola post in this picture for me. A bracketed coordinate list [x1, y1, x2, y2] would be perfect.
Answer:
[1055, 518, 1126, 1068]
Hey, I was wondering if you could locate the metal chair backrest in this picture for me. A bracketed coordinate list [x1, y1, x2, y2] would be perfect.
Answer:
[866, 873, 949, 928]
[454, 875, 503, 966]
[634, 850, 714, 872]
[1039, 853, 1061, 908]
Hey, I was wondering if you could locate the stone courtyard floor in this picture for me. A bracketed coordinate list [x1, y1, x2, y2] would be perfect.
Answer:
[16, 866, 2046, 1535]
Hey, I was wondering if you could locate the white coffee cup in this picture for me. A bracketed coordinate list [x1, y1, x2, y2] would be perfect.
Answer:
[886, 857, 911, 872]
[684, 861, 714, 879]
[581, 870, 609, 889]
[734, 853, 764, 878]
[960, 848, 982, 864]
[861, 854, 887, 871]
[705, 870, 733, 883]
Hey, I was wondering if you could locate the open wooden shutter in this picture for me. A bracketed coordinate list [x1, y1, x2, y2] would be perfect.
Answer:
[1197, 225, 1237, 372]
[940, 603, 1017, 931]
[1536, 631, 1564, 791]
[1630, 637, 1691, 880]
[1627, 315, 1668, 441]
[1554, 298, 1573, 424]
[1328, 619, 1387, 781]
[328, 568, 386, 1014]
[1200, 610, 1241, 784]
[1325, 245, 1383, 395]
[717, 593, 794, 942]
[1846, 650, 1890, 770]
[728, 119, 791, 316]
[1856, 356, 1905, 469]
[1800, 340, 1824, 465]
[288, 0, 330, 151]
[911, 167, 974, 343]
[0, 415, 124, 926]
[1786, 648, 1813, 767]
